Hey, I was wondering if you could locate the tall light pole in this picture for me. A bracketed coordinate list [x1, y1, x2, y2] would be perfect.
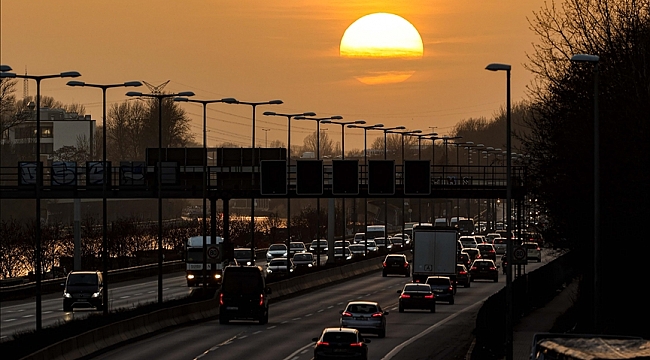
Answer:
[230, 99, 283, 263]
[174, 96, 237, 289]
[390, 129, 421, 235]
[321, 119, 365, 240]
[427, 136, 443, 221]
[486, 61, 512, 360]
[464, 142, 484, 221]
[453, 141, 472, 223]
[570, 53, 600, 331]
[67, 80, 142, 315]
[1, 70, 81, 331]
[263, 111, 317, 274]
[126, 90, 195, 304]
[348, 123, 384, 256]
[295, 115, 343, 265]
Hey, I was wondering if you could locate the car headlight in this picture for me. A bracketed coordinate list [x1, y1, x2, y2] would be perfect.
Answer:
[282, 252, 287, 257]
[246, 261, 252, 266]
[63, 292, 72, 298]
[267, 269, 273, 273]
[92, 291, 101, 298]
[214, 274, 221, 279]
[187, 274, 195, 280]
[308, 264, 313, 267]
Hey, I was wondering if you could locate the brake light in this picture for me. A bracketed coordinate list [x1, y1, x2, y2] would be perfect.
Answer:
[316, 341, 330, 346]
[489, 250, 495, 253]
[448, 286, 454, 291]
[403, 262, 409, 268]
[424, 294, 434, 299]
[489, 266, 496, 270]
[459, 270, 467, 275]
[382, 261, 387, 267]
[341, 311, 353, 317]
[259, 294, 264, 306]
[350, 342, 363, 347]
[536, 247, 540, 251]
[471, 266, 477, 270]
[219, 293, 224, 306]
[371, 312, 383, 318]
[414, 279, 421, 283]
[400, 293, 411, 299]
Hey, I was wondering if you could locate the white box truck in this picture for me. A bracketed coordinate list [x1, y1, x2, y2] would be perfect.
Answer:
[185, 235, 224, 287]
[411, 224, 458, 284]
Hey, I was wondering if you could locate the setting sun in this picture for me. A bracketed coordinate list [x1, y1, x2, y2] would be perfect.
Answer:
[340, 13, 424, 85]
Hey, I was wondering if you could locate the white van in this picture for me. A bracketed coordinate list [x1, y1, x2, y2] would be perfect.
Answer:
[366, 225, 385, 240]
[434, 218, 448, 227]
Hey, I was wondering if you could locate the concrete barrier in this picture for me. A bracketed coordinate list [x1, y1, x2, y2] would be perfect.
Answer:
[19, 255, 385, 360]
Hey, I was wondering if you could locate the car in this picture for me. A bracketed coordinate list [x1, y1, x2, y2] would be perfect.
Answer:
[397, 283, 436, 313]
[523, 241, 542, 262]
[309, 239, 329, 254]
[348, 244, 367, 259]
[62, 270, 104, 311]
[458, 251, 472, 270]
[233, 248, 256, 266]
[469, 259, 499, 282]
[485, 233, 501, 243]
[389, 236, 404, 251]
[357, 240, 378, 254]
[456, 264, 471, 288]
[382, 254, 410, 277]
[392, 233, 412, 248]
[312, 327, 370, 360]
[492, 237, 507, 254]
[265, 258, 294, 279]
[474, 235, 487, 244]
[463, 247, 481, 263]
[289, 241, 306, 257]
[333, 247, 353, 262]
[477, 243, 497, 261]
[340, 301, 388, 338]
[374, 237, 393, 254]
[219, 265, 271, 324]
[334, 240, 351, 249]
[266, 243, 288, 262]
[353, 232, 366, 243]
[459, 236, 478, 249]
[425, 276, 455, 304]
[292, 252, 316, 269]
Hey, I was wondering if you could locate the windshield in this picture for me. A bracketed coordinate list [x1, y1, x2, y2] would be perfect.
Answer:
[290, 243, 304, 248]
[322, 332, 357, 343]
[404, 284, 429, 292]
[186, 249, 204, 263]
[269, 259, 288, 266]
[222, 270, 263, 294]
[67, 274, 98, 286]
[427, 278, 450, 286]
[234, 249, 252, 259]
[293, 253, 312, 261]
[311, 240, 327, 246]
[269, 244, 286, 251]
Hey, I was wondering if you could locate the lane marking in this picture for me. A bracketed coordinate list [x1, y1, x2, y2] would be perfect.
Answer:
[4, 319, 16, 322]
[267, 325, 277, 329]
[253, 330, 262, 335]
[305, 313, 312, 317]
[22, 314, 34, 318]
[292, 317, 301, 321]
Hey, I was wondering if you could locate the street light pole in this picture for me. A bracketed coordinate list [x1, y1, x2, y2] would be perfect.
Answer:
[263, 111, 317, 274]
[570, 53, 600, 331]
[391, 129, 421, 235]
[231, 100, 283, 263]
[486, 62, 512, 360]
[174, 97, 237, 288]
[295, 115, 343, 265]
[67, 80, 142, 315]
[127, 90, 195, 304]
[1, 70, 81, 331]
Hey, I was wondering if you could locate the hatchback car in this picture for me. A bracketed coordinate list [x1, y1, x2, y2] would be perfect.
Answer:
[353, 233, 366, 243]
[425, 276, 455, 304]
[470, 259, 499, 282]
[266, 243, 288, 262]
[313, 327, 370, 360]
[357, 240, 378, 254]
[62, 270, 104, 311]
[492, 237, 507, 254]
[348, 244, 367, 259]
[374, 237, 393, 254]
[397, 283, 436, 313]
[291, 252, 316, 269]
[523, 241, 542, 262]
[382, 254, 410, 277]
[477, 243, 497, 261]
[464, 248, 481, 263]
[456, 264, 471, 288]
[265, 258, 294, 279]
[459, 236, 478, 249]
[392, 233, 411, 248]
[389, 236, 404, 251]
[309, 239, 329, 254]
[340, 301, 388, 338]
[334, 247, 353, 262]
[233, 248, 256, 266]
[458, 251, 472, 270]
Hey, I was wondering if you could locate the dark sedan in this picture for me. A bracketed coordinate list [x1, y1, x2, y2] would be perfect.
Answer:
[425, 276, 455, 304]
[397, 283, 436, 313]
[456, 264, 470, 288]
[313, 327, 370, 360]
[477, 243, 497, 261]
[470, 259, 499, 282]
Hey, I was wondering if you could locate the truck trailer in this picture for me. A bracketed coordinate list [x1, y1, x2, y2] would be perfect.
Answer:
[411, 225, 458, 284]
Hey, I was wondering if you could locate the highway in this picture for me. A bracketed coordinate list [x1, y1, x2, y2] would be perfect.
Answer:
[86, 251, 555, 360]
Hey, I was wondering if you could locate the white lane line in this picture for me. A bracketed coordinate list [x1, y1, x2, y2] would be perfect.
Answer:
[336, 302, 344, 305]
[147, 291, 155, 294]
[300, 349, 308, 354]
[267, 325, 277, 329]
[317, 309, 324, 313]
[119, 296, 131, 299]
[381, 297, 486, 360]
[253, 331, 262, 335]
[4, 319, 17, 322]
[134, 293, 142, 296]
[327, 305, 333, 309]
[305, 313, 313, 317]
[239, 335, 248, 339]
[22, 314, 34, 318]
[43, 311, 53, 314]
[282, 321, 289, 324]
[292, 317, 301, 321]
[282, 342, 314, 360]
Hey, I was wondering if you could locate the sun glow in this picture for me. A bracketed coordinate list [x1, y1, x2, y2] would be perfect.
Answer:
[340, 13, 424, 84]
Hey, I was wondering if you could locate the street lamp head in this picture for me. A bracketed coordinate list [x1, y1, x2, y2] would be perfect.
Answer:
[0, 72, 17, 78]
[263, 111, 277, 116]
[303, 112, 317, 116]
[221, 97, 237, 103]
[411, 129, 423, 134]
[320, 120, 332, 124]
[485, 63, 511, 72]
[60, 71, 82, 78]
[126, 91, 143, 97]
[477, 143, 484, 147]
[173, 97, 190, 102]
[66, 80, 85, 87]
[571, 54, 600, 63]
[269, 99, 283, 105]
[124, 81, 143, 87]
[0, 65, 12, 72]
[354, 120, 366, 124]
[177, 91, 195, 97]
[331, 115, 343, 120]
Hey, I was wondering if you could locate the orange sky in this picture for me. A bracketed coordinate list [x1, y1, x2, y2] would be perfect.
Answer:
[1, 0, 546, 151]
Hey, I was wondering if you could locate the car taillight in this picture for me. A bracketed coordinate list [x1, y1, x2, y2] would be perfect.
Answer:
[471, 266, 477, 270]
[536, 247, 540, 251]
[371, 312, 383, 317]
[448, 286, 453, 291]
[259, 294, 264, 306]
[382, 261, 387, 267]
[490, 250, 495, 253]
[350, 342, 363, 347]
[400, 293, 411, 299]
[341, 311, 353, 317]
[403, 262, 409, 268]
[459, 270, 467, 275]
[489, 266, 496, 270]
[414, 279, 421, 283]
[424, 294, 434, 299]
[316, 341, 329, 346]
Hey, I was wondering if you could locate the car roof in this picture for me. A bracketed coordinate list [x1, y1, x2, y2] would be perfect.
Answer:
[346, 301, 379, 306]
[68, 270, 99, 275]
[322, 327, 359, 334]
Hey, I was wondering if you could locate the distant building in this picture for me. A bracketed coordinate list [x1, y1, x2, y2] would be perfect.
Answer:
[3, 102, 96, 163]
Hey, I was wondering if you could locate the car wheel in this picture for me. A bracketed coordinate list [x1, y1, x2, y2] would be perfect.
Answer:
[494, 277, 499, 283]
[382, 271, 387, 277]
[259, 312, 268, 325]
[219, 316, 229, 324]
[464, 282, 470, 288]
[430, 305, 436, 313]
[399, 305, 404, 313]
[449, 298, 454, 305]
[378, 329, 386, 338]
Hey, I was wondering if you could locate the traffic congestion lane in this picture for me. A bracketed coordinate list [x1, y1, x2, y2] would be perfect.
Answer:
[88, 251, 554, 360]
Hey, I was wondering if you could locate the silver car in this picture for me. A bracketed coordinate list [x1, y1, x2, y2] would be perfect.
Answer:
[339, 301, 389, 338]
[266, 243, 288, 262]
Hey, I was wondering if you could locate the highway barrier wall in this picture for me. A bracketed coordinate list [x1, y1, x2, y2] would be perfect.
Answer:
[17, 255, 387, 360]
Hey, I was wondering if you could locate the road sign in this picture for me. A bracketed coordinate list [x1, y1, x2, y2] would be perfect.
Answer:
[512, 246, 527, 265]
[207, 245, 221, 261]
